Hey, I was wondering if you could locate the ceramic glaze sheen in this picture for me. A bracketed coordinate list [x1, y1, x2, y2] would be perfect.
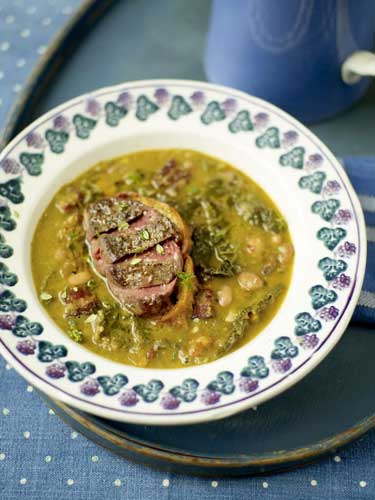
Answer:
[205, 0, 375, 122]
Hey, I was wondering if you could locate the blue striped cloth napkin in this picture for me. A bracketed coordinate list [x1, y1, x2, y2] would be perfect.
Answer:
[344, 157, 375, 324]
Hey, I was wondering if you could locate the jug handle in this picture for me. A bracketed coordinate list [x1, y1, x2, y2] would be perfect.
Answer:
[342, 51, 375, 84]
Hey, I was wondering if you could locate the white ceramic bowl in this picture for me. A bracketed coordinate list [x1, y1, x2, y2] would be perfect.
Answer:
[0, 80, 366, 425]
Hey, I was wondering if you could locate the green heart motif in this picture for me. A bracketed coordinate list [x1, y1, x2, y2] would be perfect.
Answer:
[167, 95, 192, 120]
[73, 114, 97, 139]
[318, 257, 347, 281]
[37, 340, 68, 362]
[105, 101, 127, 127]
[19, 152, 44, 176]
[317, 227, 346, 250]
[97, 373, 128, 395]
[0, 178, 24, 204]
[298, 171, 326, 194]
[207, 371, 235, 395]
[12, 315, 43, 337]
[309, 285, 338, 310]
[65, 361, 96, 382]
[294, 312, 322, 336]
[170, 378, 199, 402]
[0, 262, 17, 286]
[241, 355, 269, 379]
[271, 336, 298, 359]
[279, 146, 305, 169]
[228, 110, 253, 133]
[133, 379, 164, 402]
[0, 206, 16, 231]
[255, 127, 280, 149]
[0, 233, 13, 258]
[200, 101, 226, 125]
[135, 95, 159, 121]
[311, 199, 340, 221]
[0, 290, 26, 313]
[45, 129, 69, 154]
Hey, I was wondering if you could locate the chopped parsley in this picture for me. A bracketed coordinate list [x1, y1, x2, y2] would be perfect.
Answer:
[118, 221, 129, 231]
[141, 229, 150, 240]
[156, 244, 164, 255]
[40, 292, 53, 301]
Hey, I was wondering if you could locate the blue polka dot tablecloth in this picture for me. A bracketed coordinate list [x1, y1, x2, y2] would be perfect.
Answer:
[1, 2, 375, 499]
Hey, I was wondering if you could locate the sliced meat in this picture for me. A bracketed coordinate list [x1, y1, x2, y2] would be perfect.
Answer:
[152, 159, 191, 190]
[84, 192, 194, 317]
[192, 288, 216, 319]
[107, 240, 183, 289]
[108, 278, 177, 316]
[84, 195, 145, 240]
[98, 209, 176, 264]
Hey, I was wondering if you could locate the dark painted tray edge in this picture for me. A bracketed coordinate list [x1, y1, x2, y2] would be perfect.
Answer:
[0, 0, 116, 151]
[1, 0, 374, 476]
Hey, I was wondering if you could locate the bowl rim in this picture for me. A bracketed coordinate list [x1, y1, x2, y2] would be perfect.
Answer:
[0, 78, 367, 425]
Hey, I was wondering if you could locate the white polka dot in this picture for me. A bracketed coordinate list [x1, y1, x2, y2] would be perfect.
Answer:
[20, 29, 30, 38]
[2, 408, 9, 416]
[45, 455, 52, 463]
[16, 59, 26, 68]
[13, 84, 22, 93]
[5, 363, 11, 369]
[71, 431, 78, 439]
[62, 6, 73, 15]
[114, 479, 121, 487]
[20, 478, 27, 485]
[0, 453, 5, 460]
[37, 46, 46, 55]
[311, 479, 318, 486]
[41, 17, 51, 26]
[360, 481, 367, 488]
[262, 481, 269, 489]
[26, 385, 33, 393]
[334, 455, 341, 463]
[162, 479, 170, 487]
[91, 455, 99, 463]
[0, 71, 4, 80]
[27, 6, 36, 15]
[67, 479, 74, 486]
[1, 42, 10, 51]
[48, 409, 55, 415]
[211, 481, 218, 488]
[5, 15, 15, 24]
[23, 431, 30, 439]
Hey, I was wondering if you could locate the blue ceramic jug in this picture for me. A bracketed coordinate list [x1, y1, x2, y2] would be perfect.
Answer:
[205, 0, 375, 123]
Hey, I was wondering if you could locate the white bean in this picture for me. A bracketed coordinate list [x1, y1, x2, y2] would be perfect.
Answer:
[270, 233, 282, 245]
[217, 285, 232, 307]
[68, 270, 91, 287]
[278, 243, 294, 265]
[246, 236, 264, 256]
[237, 271, 264, 291]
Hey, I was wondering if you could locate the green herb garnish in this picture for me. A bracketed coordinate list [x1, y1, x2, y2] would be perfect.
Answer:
[156, 244, 164, 255]
[67, 327, 83, 343]
[131, 257, 142, 265]
[118, 221, 129, 231]
[177, 271, 195, 289]
[40, 292, 53, 301]
[141, 229, 150, 240]
[87, 279, 97, 290]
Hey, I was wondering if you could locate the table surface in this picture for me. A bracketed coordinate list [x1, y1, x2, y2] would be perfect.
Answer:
[1, 1, 375, 499]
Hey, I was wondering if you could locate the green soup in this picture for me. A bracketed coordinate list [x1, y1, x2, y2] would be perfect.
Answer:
[32, 149, 293, 368]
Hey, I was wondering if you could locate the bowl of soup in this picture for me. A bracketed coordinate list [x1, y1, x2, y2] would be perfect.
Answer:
[0, 80, 366, 425]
